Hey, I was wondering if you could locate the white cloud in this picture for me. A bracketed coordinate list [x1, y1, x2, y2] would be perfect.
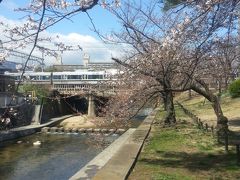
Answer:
[0, 15, 124, 66]
[53, 32, 117, 64]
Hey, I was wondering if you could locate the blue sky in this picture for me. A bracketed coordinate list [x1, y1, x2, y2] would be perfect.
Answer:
[0, 0, 122, 65]
[0, 0, 120, 36]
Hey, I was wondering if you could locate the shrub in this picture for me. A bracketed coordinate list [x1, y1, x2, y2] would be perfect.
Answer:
[228, 79, 240, 98]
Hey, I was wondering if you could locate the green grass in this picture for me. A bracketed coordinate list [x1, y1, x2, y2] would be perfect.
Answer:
[152, 172, 193, 180]
[129, 105, 240, 180]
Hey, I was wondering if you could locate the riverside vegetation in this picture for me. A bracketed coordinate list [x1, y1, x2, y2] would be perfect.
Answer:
[129, 93, 240, 180]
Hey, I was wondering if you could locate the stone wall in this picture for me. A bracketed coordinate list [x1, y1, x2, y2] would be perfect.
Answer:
[40, 98, 74, 124]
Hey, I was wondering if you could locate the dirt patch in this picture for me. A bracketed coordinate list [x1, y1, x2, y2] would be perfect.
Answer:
[59, 115, 101, 129]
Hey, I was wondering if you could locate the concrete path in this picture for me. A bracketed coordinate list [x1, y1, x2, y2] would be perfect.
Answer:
[93, 112, 156, 180]
[0, 114, 73, 142]
[70, 108, 159, 180]
[69, 128, 136, 180]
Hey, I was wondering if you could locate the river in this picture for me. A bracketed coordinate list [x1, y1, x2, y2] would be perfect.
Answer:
[0, 108, 152, 180]
[0, 133, 117, 180]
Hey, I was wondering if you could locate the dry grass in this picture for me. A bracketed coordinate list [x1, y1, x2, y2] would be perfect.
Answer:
[176, 91, 240, 132]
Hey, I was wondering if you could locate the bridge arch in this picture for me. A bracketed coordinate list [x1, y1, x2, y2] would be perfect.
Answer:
[64, 96, 88, 114]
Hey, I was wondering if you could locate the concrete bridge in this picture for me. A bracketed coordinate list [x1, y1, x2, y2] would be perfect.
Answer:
[52, 82, 116, 97]
[31, 92, 110, 125]
[6, 70, 120, 122]
[51, 81, 116, 118]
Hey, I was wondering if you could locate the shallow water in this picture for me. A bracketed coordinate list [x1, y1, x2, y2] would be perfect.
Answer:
[0, 133, 116, 180]
[0, 108, 151, 180]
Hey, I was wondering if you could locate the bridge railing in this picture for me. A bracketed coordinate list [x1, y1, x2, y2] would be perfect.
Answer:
[52, 82, 116, 95]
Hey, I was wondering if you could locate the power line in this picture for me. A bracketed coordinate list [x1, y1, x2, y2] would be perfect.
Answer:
[0, 40, 44, 66]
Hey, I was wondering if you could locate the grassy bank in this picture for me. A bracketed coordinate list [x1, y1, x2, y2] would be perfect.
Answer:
[175, 92, 240, 131]
[128, 105, 240, 180]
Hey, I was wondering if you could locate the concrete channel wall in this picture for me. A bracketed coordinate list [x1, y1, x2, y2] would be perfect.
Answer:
[70, 108, 159, 180]
[0, 115, 73, 142]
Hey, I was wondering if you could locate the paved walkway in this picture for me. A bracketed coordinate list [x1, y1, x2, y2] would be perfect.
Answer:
[69, 128, 136, 180]
[70, 108, 159, 180]
[93, 112, 157, 180]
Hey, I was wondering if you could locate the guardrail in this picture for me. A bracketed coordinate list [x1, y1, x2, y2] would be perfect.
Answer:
[176, 101, 215, 134]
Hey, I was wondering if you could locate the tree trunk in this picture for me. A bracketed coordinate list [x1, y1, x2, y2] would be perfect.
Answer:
[218, 77, 222, 94]
[160, 77, 176, 125]
[190, 80, 228, 134]
[210, 95, 228, 134]
[162, 92, 167, 111]
[188, 89, 192, 100]
[164, 90, 176, 124]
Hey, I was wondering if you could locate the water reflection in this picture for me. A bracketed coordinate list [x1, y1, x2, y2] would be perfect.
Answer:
[0, 133, 116, 180]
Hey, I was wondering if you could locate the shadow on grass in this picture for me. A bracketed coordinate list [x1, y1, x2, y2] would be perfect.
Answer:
[140, 150, 238, 172]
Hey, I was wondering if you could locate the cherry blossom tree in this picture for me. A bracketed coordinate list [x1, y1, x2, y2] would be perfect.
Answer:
[0, 0, 120, 128]
[0, 0, 121, 92]
[103, 0, 240, 135]
[209, 37, 240, 93]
